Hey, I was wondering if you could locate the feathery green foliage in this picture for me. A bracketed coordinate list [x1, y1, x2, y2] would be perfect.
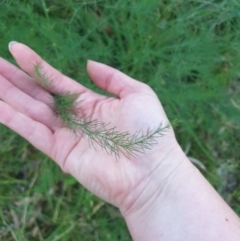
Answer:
[63, 118, 169, 158]
[33, 62, 53, 89]
[34, 63, 169, 158]
[53, 91, 80, 130]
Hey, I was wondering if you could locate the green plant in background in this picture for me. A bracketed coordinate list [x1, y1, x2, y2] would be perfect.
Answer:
[0, 0, 240, 240]
[33, 63, 170, 158]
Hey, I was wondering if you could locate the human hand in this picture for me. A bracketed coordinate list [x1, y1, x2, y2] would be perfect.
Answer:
[0, 42, 182, 213]
[2, 43, 240, 241]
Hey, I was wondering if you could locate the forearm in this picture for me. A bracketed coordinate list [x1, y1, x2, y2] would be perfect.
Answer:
[121, 149, 240, 241]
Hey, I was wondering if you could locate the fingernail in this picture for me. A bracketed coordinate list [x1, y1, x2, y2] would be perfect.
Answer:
[87, 60, 98, 64]
[8, 41, 18, 50]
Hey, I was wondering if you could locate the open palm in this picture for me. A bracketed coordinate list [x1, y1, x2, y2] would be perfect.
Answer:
[0, 43, 178, 210]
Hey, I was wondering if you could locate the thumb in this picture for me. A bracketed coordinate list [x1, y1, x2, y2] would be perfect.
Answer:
[87, 60, 151, 98]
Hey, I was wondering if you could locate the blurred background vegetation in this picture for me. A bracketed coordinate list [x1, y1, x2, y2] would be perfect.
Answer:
[0, 0, 240, 240]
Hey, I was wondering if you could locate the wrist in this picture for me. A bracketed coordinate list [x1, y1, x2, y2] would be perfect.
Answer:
[120, 143, 190, 217]
[119, 144, 195, 240]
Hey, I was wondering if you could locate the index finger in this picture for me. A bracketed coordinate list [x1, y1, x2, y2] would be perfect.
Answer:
[8, 41, 89, 95]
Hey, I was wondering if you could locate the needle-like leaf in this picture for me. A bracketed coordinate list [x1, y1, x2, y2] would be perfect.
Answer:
[33, 63, 170, 158]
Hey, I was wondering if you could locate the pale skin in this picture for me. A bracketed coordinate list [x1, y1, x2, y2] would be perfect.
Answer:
[0, 42, 239, 240]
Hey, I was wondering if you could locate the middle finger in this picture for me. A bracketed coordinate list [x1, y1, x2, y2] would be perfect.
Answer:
[0, 74, 59, 132]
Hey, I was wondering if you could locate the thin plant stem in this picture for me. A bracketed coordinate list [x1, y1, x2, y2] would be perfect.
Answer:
[33, 63, 170, 158]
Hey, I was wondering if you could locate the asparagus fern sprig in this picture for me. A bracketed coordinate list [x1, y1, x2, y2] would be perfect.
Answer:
[33, 63, 170, 158]
[33, 62, 53, 89]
